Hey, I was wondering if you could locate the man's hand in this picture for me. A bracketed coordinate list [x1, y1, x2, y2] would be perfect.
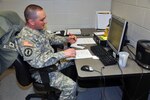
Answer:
[67, 34, 77, 44]
[64, 48, 76, 58]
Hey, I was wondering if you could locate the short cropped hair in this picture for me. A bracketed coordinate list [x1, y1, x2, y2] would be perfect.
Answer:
[24, 4, 43, 21]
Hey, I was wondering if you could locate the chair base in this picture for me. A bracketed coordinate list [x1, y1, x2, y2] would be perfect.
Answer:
[26, 92, 60, 100]
[26, 88, 61, 100]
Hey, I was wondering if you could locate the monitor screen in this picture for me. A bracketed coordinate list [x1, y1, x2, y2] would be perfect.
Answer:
[107, 15, 128, 56]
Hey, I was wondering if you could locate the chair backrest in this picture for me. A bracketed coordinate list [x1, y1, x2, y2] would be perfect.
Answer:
[13, 54, 56, 87]
[13, 55, 32, 86]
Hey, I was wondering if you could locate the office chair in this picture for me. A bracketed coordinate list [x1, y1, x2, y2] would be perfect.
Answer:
[13, 55, 61, 100]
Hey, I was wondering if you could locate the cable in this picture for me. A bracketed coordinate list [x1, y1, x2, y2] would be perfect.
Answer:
[126, 44, 135, 60]
[117, 53, 144, 100]
[126, 43, 145, 99]
[93, 66, 107, 100]
[126, 44, 135, 55]
[100, 67, 106, 100]
[117, 63, 133, 100]
[132, 68, 144, 100]
[93, 69, 103, 100]
[135, 91, 149, 100]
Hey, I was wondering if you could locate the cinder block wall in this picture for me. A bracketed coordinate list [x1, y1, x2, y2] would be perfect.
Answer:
[0, 0, 111, 31]
[111, 0, 150, 47]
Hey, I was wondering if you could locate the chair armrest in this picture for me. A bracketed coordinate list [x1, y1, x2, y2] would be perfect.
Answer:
[30, 65, 58, 84]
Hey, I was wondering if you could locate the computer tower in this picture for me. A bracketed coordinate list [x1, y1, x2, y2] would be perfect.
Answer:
[136, 40, 150, 70]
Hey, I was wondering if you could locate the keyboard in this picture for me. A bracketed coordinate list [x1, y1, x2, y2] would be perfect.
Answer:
[90, 45, 117, 66]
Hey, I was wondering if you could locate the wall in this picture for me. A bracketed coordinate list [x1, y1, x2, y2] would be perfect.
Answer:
[0, 0, 111, 31]
[111, 0, 150, 47]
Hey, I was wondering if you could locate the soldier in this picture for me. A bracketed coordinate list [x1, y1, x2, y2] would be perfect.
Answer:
[15, 4, 77, 100]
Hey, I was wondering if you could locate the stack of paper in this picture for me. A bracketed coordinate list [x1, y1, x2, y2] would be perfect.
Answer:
[75, 38, 96, 44]
[67, 29, 81, 35]
[93, 32, 105, 36]
[67, 49, 93, 60]
[70, 38, 96, 49]
[70, 44, 85, 49]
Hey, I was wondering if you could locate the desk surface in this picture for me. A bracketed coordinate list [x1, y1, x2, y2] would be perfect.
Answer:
[76, 56, 150, 78]
[75, 28, 150, 100]
[75, 29, 150, 79]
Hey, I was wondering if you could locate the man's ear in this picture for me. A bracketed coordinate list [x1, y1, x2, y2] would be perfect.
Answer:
[28, 19, 35, 26]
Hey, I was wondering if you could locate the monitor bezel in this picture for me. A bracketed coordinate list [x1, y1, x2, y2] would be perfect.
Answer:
[107, 15, 128, 56]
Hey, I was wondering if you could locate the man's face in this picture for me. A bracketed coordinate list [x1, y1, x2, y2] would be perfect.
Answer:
[33, 10, 47, 30]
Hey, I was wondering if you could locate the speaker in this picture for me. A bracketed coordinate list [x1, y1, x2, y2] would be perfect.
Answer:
[136, 40, 150, 70]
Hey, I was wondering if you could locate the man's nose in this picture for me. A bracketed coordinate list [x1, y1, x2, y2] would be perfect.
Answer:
[44, 19, 47, 24]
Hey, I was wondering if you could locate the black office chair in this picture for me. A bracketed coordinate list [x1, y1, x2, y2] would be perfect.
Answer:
[13, 55, 61, 100]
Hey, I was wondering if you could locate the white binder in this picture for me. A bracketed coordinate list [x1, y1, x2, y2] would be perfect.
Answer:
[96, 11, 111, 29]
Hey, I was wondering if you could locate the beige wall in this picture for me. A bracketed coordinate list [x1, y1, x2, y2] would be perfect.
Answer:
[0, 0, 111, 31]
[111, 0, 150, 47]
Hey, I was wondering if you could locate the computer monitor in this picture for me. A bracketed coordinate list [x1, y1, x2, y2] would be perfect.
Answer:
[107, 15, 128, 57]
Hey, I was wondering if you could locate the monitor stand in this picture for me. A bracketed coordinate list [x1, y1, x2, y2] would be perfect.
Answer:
[107, 49, 119, 59]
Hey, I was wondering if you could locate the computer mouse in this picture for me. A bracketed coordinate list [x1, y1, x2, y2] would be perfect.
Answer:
[81, 65, 94, 72]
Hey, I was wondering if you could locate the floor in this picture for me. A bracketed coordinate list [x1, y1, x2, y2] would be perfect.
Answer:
[0, 68, 149, 100]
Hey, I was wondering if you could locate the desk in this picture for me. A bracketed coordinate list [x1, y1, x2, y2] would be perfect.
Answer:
[75, 29, 150, 100]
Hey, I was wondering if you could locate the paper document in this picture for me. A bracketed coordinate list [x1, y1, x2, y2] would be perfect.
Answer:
[67, 49, 93, 60]
[67, 29, 81, 35]
[75, 38, 96, 44]
[96, 11, 111, 29]
[94, 32, 105, 36]
[70, 44, 85, 49]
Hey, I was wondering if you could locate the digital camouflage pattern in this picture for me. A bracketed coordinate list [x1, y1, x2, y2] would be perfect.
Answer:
[15, 26, 77, 100]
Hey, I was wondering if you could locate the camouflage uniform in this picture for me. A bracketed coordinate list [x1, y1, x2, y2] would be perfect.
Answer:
[15, 26, 77, 100]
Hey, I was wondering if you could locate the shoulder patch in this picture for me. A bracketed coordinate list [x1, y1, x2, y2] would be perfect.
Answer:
[22, 40, 33, 47]
[24, 48, 33, 57]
